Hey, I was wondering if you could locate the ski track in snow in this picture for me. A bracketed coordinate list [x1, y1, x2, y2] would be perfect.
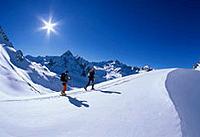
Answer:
[0, 73, 146, 102]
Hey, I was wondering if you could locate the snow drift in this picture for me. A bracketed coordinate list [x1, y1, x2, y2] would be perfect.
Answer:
[166, 69, 200, 137]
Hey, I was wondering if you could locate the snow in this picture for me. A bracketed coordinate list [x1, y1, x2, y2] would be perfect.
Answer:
[5, 46, 62, 92]
[0, 44, 63, 94]
[0, 44, 39, 97]
[0, 69, 186, 137]
[166, 69, 200, 137]
[193, 62, 200, 71]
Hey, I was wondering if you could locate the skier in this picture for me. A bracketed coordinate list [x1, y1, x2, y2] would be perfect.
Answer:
[60, 71, 70, 96]
[84, 67, 95, 91]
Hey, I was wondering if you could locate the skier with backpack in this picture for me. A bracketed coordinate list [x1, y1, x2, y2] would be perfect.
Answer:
[84, 67, 95, 91]
[60, 71, 70, 96]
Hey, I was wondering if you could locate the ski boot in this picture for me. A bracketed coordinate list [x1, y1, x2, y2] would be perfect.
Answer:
[61, 91, 66, 96]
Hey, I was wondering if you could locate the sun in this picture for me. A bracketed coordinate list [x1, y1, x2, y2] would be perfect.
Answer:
[40, 17, 58, 36]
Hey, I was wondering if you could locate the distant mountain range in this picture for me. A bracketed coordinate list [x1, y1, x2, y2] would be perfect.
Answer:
[26, 51, 152, 88]
[0, 26, 152, 93]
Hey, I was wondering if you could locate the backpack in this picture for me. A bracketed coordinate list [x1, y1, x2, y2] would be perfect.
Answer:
[60, 73, 67, 81]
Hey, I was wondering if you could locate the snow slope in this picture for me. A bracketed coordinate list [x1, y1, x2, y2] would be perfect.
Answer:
[166, 69, 200, 137]
[0, 43, 63, 94]
[0, 44, 44, 97]
[1, 68, 192, 137]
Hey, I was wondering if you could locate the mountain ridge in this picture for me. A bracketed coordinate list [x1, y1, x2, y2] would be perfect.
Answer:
[1, 26, 152, 92]
[26, 50, 153, 88]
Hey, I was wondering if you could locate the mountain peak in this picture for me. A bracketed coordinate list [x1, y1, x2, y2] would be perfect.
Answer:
[61, 50, 73, 57]
[0, 26, 13, 47]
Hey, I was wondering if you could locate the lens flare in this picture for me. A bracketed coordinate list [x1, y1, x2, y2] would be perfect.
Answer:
[40, 17, 58, 36]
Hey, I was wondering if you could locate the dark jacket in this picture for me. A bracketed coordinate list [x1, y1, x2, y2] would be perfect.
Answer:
[60, 73, 70, 82]
[88, 69, 95, 80]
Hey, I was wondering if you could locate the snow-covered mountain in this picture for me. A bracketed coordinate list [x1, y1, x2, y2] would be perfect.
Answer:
[0, 26, 13, 47]
[0, 27, 62, 95]
[26, 52, 151, 88]
[0, 44, 62, 97]
[193, 61, 200, 71]
[0, 26, 151, 93]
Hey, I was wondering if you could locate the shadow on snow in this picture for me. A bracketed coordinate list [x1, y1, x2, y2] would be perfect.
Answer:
[64, 89, 121, 107]
[66, 96, 89, 108]
[96, 89, 122, 94]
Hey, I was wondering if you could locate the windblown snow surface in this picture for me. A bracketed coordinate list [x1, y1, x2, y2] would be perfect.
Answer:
[0, 68, 200, 137]
[0, 44, 58, 98]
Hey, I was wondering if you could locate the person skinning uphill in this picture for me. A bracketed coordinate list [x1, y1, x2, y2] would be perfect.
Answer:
[60, 71, 70, 96]
[84, 67, 95, 91]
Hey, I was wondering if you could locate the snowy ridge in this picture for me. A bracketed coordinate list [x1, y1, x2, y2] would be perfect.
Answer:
[0, 44, 39, 97]
[0, 26, 13, 47]
[5, 46, 63, 92]
[165, 69, 200, 137]
[0, 43, 65, 97]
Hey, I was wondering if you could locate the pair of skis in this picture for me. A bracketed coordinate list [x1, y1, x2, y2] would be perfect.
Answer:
[60, 88, 96, 96]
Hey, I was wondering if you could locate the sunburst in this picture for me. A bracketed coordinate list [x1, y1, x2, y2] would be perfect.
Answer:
[40, 17, 58, 36]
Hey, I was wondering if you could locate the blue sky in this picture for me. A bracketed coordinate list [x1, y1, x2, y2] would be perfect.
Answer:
[0, 0, 200, 68]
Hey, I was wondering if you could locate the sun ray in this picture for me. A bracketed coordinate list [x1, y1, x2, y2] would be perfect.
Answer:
[40, 17, 58, 36]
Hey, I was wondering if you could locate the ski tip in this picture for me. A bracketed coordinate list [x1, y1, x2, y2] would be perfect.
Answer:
[60, 94, 67, 96]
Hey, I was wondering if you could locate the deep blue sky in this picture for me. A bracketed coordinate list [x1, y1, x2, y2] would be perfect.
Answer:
[1, 0, 200, 68]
